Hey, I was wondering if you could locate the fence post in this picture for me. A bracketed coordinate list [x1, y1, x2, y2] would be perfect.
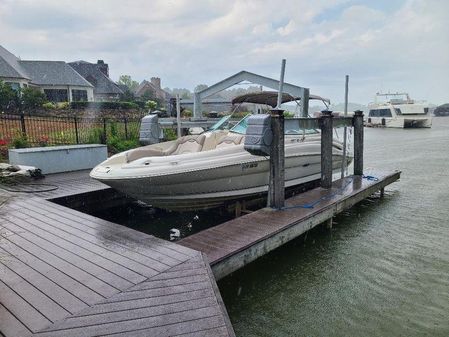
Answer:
[353, 110, 364, 176]
[124, 117, 128, 140]
[102, 118, 107, 144]
[74, 116, 79, 144]
[20, 112, 26, 137]
[320, 110, 333, 189]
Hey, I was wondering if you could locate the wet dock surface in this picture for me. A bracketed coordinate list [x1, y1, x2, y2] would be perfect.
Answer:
[0, 171, 235, 337]
[179, 171, 401, 280]
[0, 169, 399, 336]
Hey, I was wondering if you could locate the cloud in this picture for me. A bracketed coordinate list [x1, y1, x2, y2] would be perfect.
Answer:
[0, 0, 447, 104]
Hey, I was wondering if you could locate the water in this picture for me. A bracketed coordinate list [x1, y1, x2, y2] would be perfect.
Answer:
[218, 117, 449, 336]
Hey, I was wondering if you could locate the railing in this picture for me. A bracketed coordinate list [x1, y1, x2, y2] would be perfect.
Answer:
[0, 112, 144, 147]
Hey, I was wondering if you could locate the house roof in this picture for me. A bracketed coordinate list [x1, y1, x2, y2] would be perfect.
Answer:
[135, 80, 170, 99]
[68, 61, 123, 95]
[0, 45, 30, 80]
[19, 60, 93, 87]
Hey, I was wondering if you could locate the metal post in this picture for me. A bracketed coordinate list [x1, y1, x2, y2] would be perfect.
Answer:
[353, 110, 364, 176]
[124, 117, 128, 140]
[103, 117, 107, 144]
[74, 116, 79, 144]
[176, 94, 181, 138]
[300, 88, 310, 117]
[276, 59, 286, 108]
[20, 112, 26, 136]
[269, 109, 285, 209]
[320, 110, 333, 188]
[341, 75, 349, 178]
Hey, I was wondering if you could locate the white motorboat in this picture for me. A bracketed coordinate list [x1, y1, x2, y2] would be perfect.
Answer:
[366, 92, 431, 128]
[90, 93, 352, 211]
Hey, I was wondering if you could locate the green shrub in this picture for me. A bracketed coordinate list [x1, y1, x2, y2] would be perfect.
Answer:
[164, 129, 177, 141]
[107, 136, 139, 154]
[12, 133, 29, 148]
[87, 128, 105, 144]
[181, 109, 192, 118]
[22, 87, 47, 110]
[70, 101, 141, 110]
[56, 101, 69, 109]
[284, 111, 295, 118]
[42, 102, 56, 109]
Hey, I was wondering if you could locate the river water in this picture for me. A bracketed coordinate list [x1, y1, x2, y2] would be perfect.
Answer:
[218, 117, 449, 336]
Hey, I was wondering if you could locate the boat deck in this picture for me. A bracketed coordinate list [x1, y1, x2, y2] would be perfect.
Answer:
[179, 170, 401, 280]
[0, 171, 235, 337]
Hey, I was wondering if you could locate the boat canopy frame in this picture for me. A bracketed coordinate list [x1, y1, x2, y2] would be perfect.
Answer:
[193, 70, 310, 119]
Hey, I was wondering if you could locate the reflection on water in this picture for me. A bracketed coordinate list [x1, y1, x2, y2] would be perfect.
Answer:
[219, 117, 449, 336]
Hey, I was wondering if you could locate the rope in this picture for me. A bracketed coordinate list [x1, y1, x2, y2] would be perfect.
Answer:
[362, 175, 379, 181]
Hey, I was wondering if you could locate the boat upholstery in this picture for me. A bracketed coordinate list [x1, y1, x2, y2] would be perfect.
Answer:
[215, 134, 245, 149]
[125, 146, 166, 163]
[126, 135, 206, 162]
[166, 134, 206, 155]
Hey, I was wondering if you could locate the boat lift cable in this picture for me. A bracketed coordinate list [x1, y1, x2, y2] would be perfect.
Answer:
[280, 175, 378, 210]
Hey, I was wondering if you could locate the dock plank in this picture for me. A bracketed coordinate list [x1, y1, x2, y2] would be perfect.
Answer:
[0, 256, 86, 315]
[180, 171, 401, 281]
[0, 240, 104, 306]
[0, 302, 31, 337]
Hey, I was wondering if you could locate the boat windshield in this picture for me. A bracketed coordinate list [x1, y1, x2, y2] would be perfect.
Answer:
[230, 114, 251, 134]
[209, 115, 233, 131]
[229, 114, 319, 135]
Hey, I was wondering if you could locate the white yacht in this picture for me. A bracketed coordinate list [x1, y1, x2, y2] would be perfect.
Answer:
[90, 92, 352, 211]
[366, 92, 431, 128]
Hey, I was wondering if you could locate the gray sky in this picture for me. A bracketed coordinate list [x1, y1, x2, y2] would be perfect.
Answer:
[1, 0, 448, 104]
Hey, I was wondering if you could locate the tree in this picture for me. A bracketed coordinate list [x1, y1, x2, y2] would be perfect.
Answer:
[0, 81, 18, 111]
[145, 100, 157, 111]
[21, 87, 47, 111]
[194, 84, 208, 93]
[117, 75, 139, 92]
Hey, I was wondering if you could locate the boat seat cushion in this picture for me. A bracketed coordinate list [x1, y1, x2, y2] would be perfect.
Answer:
[125, 146, 165, 163]
[215, 134, 244, 149]
[166, 134, 206, 155]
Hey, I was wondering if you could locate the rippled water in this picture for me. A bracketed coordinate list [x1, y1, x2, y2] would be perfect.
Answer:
[219, 117, 449, 336]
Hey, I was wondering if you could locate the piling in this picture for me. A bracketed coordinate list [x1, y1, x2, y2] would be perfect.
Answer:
[269, 109, 285, 209]
[353, 110, 364, 175]
[320, 110, 333, 188]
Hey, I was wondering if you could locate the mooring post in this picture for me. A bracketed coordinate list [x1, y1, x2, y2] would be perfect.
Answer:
[353, 110, 364, 176]
[320, 110, 333, 189]
[269, 109, 285, 209]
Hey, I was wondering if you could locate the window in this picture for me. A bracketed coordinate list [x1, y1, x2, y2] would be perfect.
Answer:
[369, 109, 392, 117]
[72, 89, 88, 101]
[5, 82, 20, 91]
[44, 89, 68, 102]
[395, 108, 402, 115]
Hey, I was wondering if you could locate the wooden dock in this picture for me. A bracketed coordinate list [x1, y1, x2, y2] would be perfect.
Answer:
[179, 170, 401, 280]
[0, 172, 235, 337]
[0, 166, 400, 336]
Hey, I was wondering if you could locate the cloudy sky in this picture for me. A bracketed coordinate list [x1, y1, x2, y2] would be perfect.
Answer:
[1, 0, 447, 104]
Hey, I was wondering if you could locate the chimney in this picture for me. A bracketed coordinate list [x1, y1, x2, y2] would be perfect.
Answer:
[150, 77, 161, 89]
[97, 60, 109, 77]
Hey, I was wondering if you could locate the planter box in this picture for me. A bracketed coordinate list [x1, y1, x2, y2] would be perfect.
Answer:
[9, 144, 107, 174]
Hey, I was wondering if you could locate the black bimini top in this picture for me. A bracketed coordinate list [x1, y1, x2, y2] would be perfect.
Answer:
[231, 91, 330, 107]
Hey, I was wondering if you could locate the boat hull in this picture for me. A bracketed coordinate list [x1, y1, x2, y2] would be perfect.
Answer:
[94, 151, 348, 211]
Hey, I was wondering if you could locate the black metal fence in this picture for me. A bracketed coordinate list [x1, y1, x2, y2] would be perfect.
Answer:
[0, 112, 144, 147]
